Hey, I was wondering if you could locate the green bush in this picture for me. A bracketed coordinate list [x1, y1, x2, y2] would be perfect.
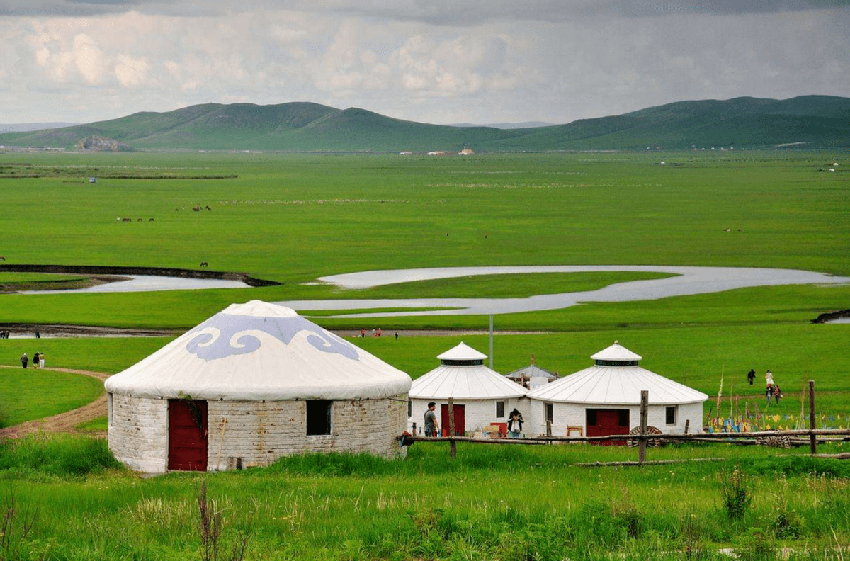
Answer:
[721, 466, 753, 521]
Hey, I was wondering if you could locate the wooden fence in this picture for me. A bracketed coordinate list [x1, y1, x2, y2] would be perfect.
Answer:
[403, 381, 850, 464]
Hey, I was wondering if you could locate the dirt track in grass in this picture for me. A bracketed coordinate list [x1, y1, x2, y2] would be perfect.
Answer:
[0, 366, 108, 439]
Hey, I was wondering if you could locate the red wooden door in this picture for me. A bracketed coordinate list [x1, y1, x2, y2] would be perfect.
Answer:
[168, 400, 208, 471]
[440, 403, 466, 436]
[586, 409, 629, 446]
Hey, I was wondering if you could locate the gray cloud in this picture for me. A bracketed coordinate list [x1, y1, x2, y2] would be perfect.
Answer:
[0, 1, 847, 125]
[3, 0, 848, 20]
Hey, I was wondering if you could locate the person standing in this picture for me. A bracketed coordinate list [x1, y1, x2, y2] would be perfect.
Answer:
[21, 352, 28, 369]
[765, 370, 774, 406]
[39, 352, 45, 369]
[33, 351, 40, 369]
[773, 384, 782, 404]
[424, 402, 439, 437]
[507, 409, 523, 438]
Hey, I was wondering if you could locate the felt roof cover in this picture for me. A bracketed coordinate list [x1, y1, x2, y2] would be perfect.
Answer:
[410, 343, 527, 400]
[528, 342, 707, 405]
[105, 300, 411, 401]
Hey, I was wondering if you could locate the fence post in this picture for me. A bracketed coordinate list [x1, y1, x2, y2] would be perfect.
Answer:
[448, 397, 456, 459]
[809, 380, 817, 455]
[639, 390, 648, 464]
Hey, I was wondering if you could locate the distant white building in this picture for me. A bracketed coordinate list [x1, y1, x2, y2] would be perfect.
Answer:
[505, 356, 558, 390]
[526, 342, 707, 440]
[408, 342, 527, 436]
[105, 301, 411, 473]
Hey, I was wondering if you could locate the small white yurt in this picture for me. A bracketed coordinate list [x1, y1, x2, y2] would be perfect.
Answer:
[527, 342, 707, 440]
[408, 342, 528, 436]
[105, 301, 411, 473]
[505, 356, 558, 390]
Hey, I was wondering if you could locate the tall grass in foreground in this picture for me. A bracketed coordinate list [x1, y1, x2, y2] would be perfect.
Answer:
[3, 435, 850, 559]
[0, 433, 122, 478]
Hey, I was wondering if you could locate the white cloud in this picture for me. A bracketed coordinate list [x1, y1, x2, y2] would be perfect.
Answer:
[115, 54, 150, 87]
[72, 33, 106, 84]
[0, 3, 847, 124]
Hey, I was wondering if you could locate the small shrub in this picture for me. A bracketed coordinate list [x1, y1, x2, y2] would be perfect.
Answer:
[721, 466, 753, 520]
[611, 489, 643, 539]
[773, 510, 802, 539]
[737, 528, 776, 561]
[678, 512, 707, 559]
[0, 491, 39, 560]
[196, 480, 250, 561]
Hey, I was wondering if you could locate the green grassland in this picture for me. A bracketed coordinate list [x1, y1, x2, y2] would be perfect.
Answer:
[0, 149, 849, 559]
[0, 367, 103, 426]
[0, 148, 848, 401]
[3, 437, 850, 560]
[1, 150, 848, 280]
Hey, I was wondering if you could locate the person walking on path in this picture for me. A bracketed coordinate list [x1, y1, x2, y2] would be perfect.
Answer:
[773, 384, 782, 404]
[33, 352, 40, 369]
[39, 352, 45, 369]
[424, 402, 439, 437]
[21, 352, 28, 369]
[747, 369, 756, 385]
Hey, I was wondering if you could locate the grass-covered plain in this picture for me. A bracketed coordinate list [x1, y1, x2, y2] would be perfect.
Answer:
[2, 435, 850, 560]
[0, 149, 848, 559]
[0, 367, 103, 426]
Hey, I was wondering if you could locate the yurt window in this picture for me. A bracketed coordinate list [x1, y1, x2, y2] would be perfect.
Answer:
[408, 400, 412, 418]
[307, 400, 332, 435]
[665, 406, 677, 425]
[496, 401, 505, 418]
[545, 403, 554, 424]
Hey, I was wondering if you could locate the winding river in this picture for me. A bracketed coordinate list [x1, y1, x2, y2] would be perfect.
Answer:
[277, 266, 850, 317]
[21, 275, 251, 294]
[18, 266, 850, 319]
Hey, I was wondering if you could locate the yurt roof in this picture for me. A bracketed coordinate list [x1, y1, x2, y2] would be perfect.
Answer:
[528, 343, 707, 405]
[437, 342, 487, 361]
[505, 364, 558, 381]
[591, 341, 642, 362]
[104, 300, 411, 401]
[411, 343, 527, 400]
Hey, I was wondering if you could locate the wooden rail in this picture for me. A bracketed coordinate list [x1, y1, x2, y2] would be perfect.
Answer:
[401, 380, 850, 462]
[403, 428, 850, 446]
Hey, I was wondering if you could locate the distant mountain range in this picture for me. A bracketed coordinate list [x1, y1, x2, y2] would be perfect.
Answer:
[0, 96, 847, 152]
[0, 122, 78, 133]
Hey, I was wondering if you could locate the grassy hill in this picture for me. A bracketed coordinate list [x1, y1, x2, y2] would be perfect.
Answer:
[0, 95, 847, 152]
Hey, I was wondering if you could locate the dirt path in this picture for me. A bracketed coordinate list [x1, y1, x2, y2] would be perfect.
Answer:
[0, 366, 109, 439]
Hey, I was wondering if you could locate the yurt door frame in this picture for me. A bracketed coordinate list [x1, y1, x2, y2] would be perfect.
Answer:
[168, 399, 209, 471]
[440, 403, 465, 436]
[585, 408, 629, 446]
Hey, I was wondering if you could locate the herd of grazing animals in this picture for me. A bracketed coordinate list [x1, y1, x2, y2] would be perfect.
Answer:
[110, 205, 212, 268]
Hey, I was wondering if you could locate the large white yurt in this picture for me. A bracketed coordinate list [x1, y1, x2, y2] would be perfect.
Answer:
[526, 342, 707, 440]
[105, 300, 412, 473]
[408, 342, 528, 436]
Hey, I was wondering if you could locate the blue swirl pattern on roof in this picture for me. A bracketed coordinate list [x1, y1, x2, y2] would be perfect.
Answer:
[185, 313, 359, 362]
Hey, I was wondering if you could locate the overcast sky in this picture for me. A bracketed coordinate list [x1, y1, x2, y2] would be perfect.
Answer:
[0, 1, 847, 125]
